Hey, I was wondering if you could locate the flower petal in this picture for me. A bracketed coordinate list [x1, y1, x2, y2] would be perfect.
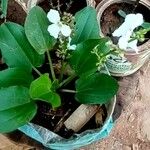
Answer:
[127, 39, 138, 53]
[67, 37, 76, 50]
[47, 9, 60, 24]
[125, 13, 144, 29]
[69, 45, 77, 50]
[112, 22, 130, 37]
[118, 36, 128, 50]
[48, 24, 60, 39]
[61, 24, 71, 37]
[67, 43, 77, 50]
[118, 31, 133, 50]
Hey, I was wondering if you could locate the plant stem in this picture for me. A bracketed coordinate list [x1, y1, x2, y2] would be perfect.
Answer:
[59, 60, 67, 82]
[128, 37, 137, 43]
[59, 74, 76, 88]
[46, 50, 56, 81]
[57, 0, 61, 12]
[61, 89, 76, 93]
[104, 63, 111, 76]
[32, 65, 42, 76]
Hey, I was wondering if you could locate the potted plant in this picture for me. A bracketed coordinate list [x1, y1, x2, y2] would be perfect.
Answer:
[88, 0, 150, 76]
[0, 0, 119, 149]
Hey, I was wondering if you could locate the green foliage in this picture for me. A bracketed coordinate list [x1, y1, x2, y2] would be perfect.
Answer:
[69, 39, 100, 76]
[76, 73, 118, 104]
[0, 22, 44, 71]
[0, 6, 119, 133]
[0, 102, 37, 133]
[0, 86, 37, 133]
[25, 6, 56, 54]
[0, 68, 33, 88]
[0, 86, 31, 111]
[29, 74, 61, 108]
[96, 38, 111, 55]
[69, 38, 110, 76]
[0, 0, 8, 18]
[141, 22, 150, 29]
[71, 6, 100, 44]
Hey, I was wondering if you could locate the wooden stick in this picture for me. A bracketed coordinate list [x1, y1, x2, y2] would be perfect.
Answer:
[64, 104, 99, 132]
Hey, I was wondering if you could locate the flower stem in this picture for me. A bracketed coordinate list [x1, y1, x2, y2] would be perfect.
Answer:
[104, 63, 111, 76]
[60, 89, 76, 93]
[46, 50, 56, 81]
[59, 60, 67, 82]
[59, 74, 76, 88]
[32, 65, 42, 76]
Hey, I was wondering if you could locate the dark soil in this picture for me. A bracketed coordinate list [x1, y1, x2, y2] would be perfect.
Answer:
[0, 0, 26, 25]
[32, 79, 80, 138]
[32, 77, 107, 138]
[101, 2, 150, 44]
[39, 0, 87, 14]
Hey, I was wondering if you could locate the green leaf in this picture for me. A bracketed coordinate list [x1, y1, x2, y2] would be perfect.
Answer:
[29, 74, 61, 108]
[118, 10, 126, 18]
[0, 0, 8, 18]
[29, 74, 52, 98]
[76, 73, 118, 104]
[69, 39, 101, 76]
[0, 86, 31, 111]
[25, 6, 56, 54]
[0, 102, 37, 133]
[0, 68, 33, 88]
[96, 38, 111, 55]
[71, 6, 100, 45]
[40, 92, 61, 108]
[0, 22, 44, 71]
[141, 22, 150, 29]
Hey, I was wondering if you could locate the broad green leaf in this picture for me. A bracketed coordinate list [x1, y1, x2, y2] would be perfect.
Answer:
[25, 6, 56, 54]
[29, 74, 52, 99]
[29, 74, 61, 108]
[0, 86, 31, 111]
[76, 73, 118, 104]
[69, 39, 101, 76]
[0, 0, 8, 18]
[141, 22, 150, 29]
[96, 38, 111, 55]
[0, 22, 44, 71]
[40, 92, 61, 108]
[71, 6, 100, 44]
[0, 68, 33, 88]
[0, 102, 37, 133]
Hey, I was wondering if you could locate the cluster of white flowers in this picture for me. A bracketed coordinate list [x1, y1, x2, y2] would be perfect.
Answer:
[47, 9, 76, 50]
[112, 13, 144, 53]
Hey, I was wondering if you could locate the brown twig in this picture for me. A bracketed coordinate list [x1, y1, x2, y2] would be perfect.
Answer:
[53, 109, 71, 132]
[66, 0, 73, 12]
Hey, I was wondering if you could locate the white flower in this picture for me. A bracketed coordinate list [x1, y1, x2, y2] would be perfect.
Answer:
[47, 9, 71, 39]
[127, 39, 138, 53]
[118, 31, 132, 50]
[67, 37, 76, 50]
[112, 13, 144, 53]
[113, 13, 144, 37]
[118, 31, 138, 53]
[47, 9, 60, 24]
